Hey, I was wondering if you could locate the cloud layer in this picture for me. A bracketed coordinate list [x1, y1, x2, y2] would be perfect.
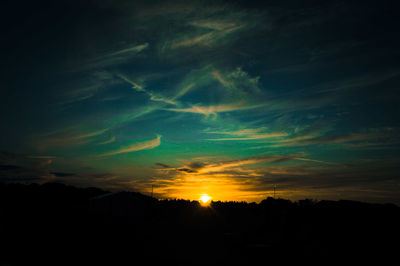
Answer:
[2, 0, 400, 204]
[100, 135, 161, 156]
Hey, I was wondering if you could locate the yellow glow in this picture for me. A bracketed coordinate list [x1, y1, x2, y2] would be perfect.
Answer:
[199, 194, 212, 205]
[150, 173, 270, 202]
[148, 165, 305, 202]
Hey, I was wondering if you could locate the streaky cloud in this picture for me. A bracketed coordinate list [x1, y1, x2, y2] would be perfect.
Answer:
[74, 128, 109, 139]
[155, 162, 171, 168]
[315, 69, 400, 94]
[206, 133, 288, 141]
[208, 127, 269, 136]
[59, 84, 101, 106]
[81, 43, 149, 70]
[33, 127, 109, 152]
[211, 67, 261, 97]
[189, 19, 240, 31]
[99, 134, 116, 145]
[270, 129, 396, 147]
[111, 105, 160, 126]
[100, 135, 161, 157]
[294, 157, 340, 165]
[156, 154, 297, 175]
[206, 127, 287, 141]
[118, 74, 145, 92]
[118, 74, 177, 105]
[107, 43, 149, 57]
[108, 80, 197, 127]
[27, 155, 57, 159]
[172, 83, 195, 100]
[166, 101, 265, 118]
[164, 23, 245, 51]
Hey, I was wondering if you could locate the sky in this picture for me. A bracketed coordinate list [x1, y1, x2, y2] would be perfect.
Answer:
[1, 0, 400, 203]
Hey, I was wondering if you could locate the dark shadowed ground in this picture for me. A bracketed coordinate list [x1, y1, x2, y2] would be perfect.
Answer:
[1, 182, 399, 265]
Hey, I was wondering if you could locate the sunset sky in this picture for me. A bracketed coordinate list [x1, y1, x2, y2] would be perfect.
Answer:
[1, 0, 400, 203]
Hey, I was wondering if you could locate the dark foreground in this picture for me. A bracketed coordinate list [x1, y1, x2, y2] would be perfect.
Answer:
[1, 182, 399, 265]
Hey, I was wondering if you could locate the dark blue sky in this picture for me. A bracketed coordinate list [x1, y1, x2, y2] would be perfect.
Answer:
[1, 0, 400, 203]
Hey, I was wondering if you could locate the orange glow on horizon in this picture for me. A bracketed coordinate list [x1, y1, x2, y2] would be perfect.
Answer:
[148, 173, 272, 203]
[145, 161, 319, 202]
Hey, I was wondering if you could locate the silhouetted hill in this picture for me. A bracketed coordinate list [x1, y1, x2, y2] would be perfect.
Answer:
[1, 182, 399, 265]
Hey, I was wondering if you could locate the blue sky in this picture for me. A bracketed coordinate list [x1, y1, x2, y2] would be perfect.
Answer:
[1, 0, 400, 203]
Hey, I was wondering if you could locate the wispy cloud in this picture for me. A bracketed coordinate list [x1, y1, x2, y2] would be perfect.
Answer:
[150, 154, 348, 202]
[172, 82, 195, 100]
[110, 105, 161, 126]
[99, 133, 116, 145]
[0, 151, 57, 166]
[189, 19, 241, 31]
[163, 19, 246, 51]
[270, 129, 396, 147]
[209, 127, 269, 136]
[82, 43, 149, 69]
[31, 159, 53, 169]
[57, 84, 102, 108]
[294, 157, 340, 165]
[195, 156, 293, 174]
[100, 135, 161, 157]
[315, 69, 400, 94]
[108, 65, 263, 125]
[33, 128, 109, 151]
[166, 101, 265, 118]
[118, 74, 177, 105]
[154, 1, 265, 53]
[211, 67, 261, 97]
[106, 76, 198, 127]
[74, 128, 109, 139]
[156, 155, 297, 175]
[107, 43, 149, 57]
[151, 154, 400, 203]
[206, 127, 288, 141]
[27, 155, 57, 159]
[118, 74, 145, 92]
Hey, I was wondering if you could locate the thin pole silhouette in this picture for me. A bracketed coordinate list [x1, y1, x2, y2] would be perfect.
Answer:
[151, 185, 154, 198]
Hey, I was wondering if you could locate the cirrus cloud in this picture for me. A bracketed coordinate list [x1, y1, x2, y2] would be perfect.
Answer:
[99, 135, 161, 157]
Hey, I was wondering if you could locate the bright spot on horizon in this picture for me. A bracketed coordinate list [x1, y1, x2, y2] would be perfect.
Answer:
[199, 194, 212, 205]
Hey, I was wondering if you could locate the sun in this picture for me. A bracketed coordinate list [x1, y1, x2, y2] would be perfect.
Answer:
[199, 194, 212, 205]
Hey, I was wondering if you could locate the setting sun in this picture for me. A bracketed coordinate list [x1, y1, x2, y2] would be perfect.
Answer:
[199, 194, 212, 205]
